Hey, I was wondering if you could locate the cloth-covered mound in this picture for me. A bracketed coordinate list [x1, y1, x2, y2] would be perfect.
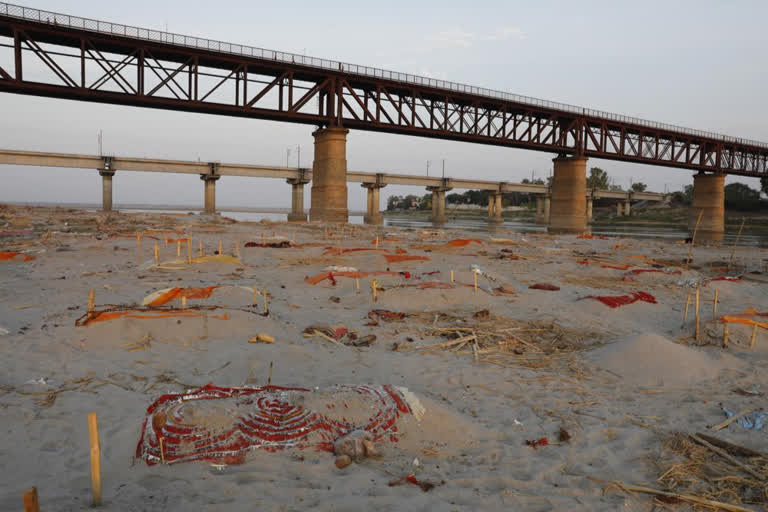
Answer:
[135, 384, 423, 466]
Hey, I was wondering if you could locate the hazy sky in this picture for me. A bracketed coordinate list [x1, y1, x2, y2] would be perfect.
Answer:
[1, 0, 766, 209]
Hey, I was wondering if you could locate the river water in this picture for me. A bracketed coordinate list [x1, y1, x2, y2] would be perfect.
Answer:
[120, 209, 768, 249]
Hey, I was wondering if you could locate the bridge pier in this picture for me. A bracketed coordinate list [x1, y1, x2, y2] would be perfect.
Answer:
[534, 195, 550, 224]
[100, 170, 115, 212]
[690, 172, 725, 235]
[549, 155, 587, 233]
[362, 180, 385, 225]
[488, 192, 503, 223]
[616, 202, 624, 216]
[624, 199, 631, 217]
[201, 174, 220, 214]
[310, 127, 349, 223]
[428, 185, 451, 225]
[287, 177, 309, 222]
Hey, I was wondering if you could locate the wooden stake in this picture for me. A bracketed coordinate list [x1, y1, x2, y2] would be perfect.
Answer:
[375, 236, 379, 248]
[473, 271, 478, 294]
[154, 242, 159, 264]
[695, 286, 700, 341]
[723, 323, 729, 347]
[750, 324, 759, 349]
[713, 288, 719, 318]
[682, 293, 691, 326]
[186, 240, 192, 264]
[263, 288, 268, 315]
[22, 487, 39, 512]
[136, 232, 142, 247]
[253, 284, 259, 307]
[355, 277, 360, 292]
[88, 289, 95, 313]
[685, 209, 703, 270]
[267, 361, 273, 386]
[198, 240, 204, 257]
[450, 270, 455, 283]
[728, 217, 746, 268]
[158, 436, 166, 464]
[88, 412, 102, 507]
[371, 280, 378, 303]
[181, 296, 187, 309]
[218, 240, 223, 255]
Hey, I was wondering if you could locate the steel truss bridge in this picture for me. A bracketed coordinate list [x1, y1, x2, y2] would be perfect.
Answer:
[0, 2, 766, 177]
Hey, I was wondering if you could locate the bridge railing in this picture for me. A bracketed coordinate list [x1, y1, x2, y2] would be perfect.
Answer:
[2, 2, 767, 150]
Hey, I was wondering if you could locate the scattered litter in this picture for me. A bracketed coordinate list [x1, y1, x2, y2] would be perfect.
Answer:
[525, 437, 548, 449]
[577, 234, 608, 240]
[388, 473, 439, 492]
[368, 310, 407, 324]
[0, 327, 9, 336]
[601, 264, 632, 270]
[25, 377, 48, 386]
[630, 268, 681, 275]
[135, 384, 419, 465]
[334, 429, 377, 462]
[324, 266, 358, 273]
[493, 284, 516, 295]
[577, 259, 590, 265]
[711, 276, 742, 282]
[304, 271, 403, 286]
[529, 283, 560, 291]
[249, 333, 275, 344]
[558, 427, 571, 443]
[245, 241, 292, 248]
[585, 291, 657, 308]
[721, 407, 767, 430]
[303, 324, 348, 340]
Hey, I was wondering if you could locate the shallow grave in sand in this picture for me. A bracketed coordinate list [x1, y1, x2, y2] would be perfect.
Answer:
[1, 204, 767, 510]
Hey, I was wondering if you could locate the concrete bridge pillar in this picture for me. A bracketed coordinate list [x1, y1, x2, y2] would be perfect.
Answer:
[543, 195, 551, 223]
[488, 192, 503, 223]
[287, 177, 309, 222]
[310, 127, 349, 223]
[362, 181, 385, 225]
[616, 202, 624, 216]
[535, 195, 550, 224]
[586, 197, 593, 221]
[549, 155, 587, 233]
[624, 199, 631, 216]
[428, 185, 451, 225]
[99, 170, 115, 212]
[690, 172, 725, 234]
[201, 174, 220, 215]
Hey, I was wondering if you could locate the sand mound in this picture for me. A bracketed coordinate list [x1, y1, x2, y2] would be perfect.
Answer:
[588, 334, 744, 387]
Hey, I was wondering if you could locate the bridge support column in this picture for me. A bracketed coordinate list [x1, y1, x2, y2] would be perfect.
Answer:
[362, 181, 385, 225]
[586, 197, 593, 221]
[310, 127, 349, 223]
[616, 202, 624, 216]
[287, 178, 309, 222]
[428, 185, 451, 225]
[549, 155, 587, 233]
[99, 170, 115, 212]
[690, 172, 725, 235]
[201, 174, 220, 214]
[488, 192, 503, 223]
[624, 200, 631, 216]
[543, 195, 551, 223]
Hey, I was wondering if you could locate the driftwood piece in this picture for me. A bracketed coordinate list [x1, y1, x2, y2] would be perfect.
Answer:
[609, 481, 754, 512]
[689, 434, 765, 480]
[694, 432, 765, 458]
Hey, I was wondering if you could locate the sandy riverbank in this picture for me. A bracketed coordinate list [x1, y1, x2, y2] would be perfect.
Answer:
[1, 204, 767, 511]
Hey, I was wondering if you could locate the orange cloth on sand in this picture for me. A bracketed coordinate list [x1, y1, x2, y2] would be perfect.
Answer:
[721, 309, 768, 329]
[383, 254, 430, 264]
[304, 271, 401, 285]
[166, 237, 190, 243]
[79, 310, 229, 326]
[147, 286, 219, 306]
[442, 239, 483, 247]
[0, 251, 35, 262]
